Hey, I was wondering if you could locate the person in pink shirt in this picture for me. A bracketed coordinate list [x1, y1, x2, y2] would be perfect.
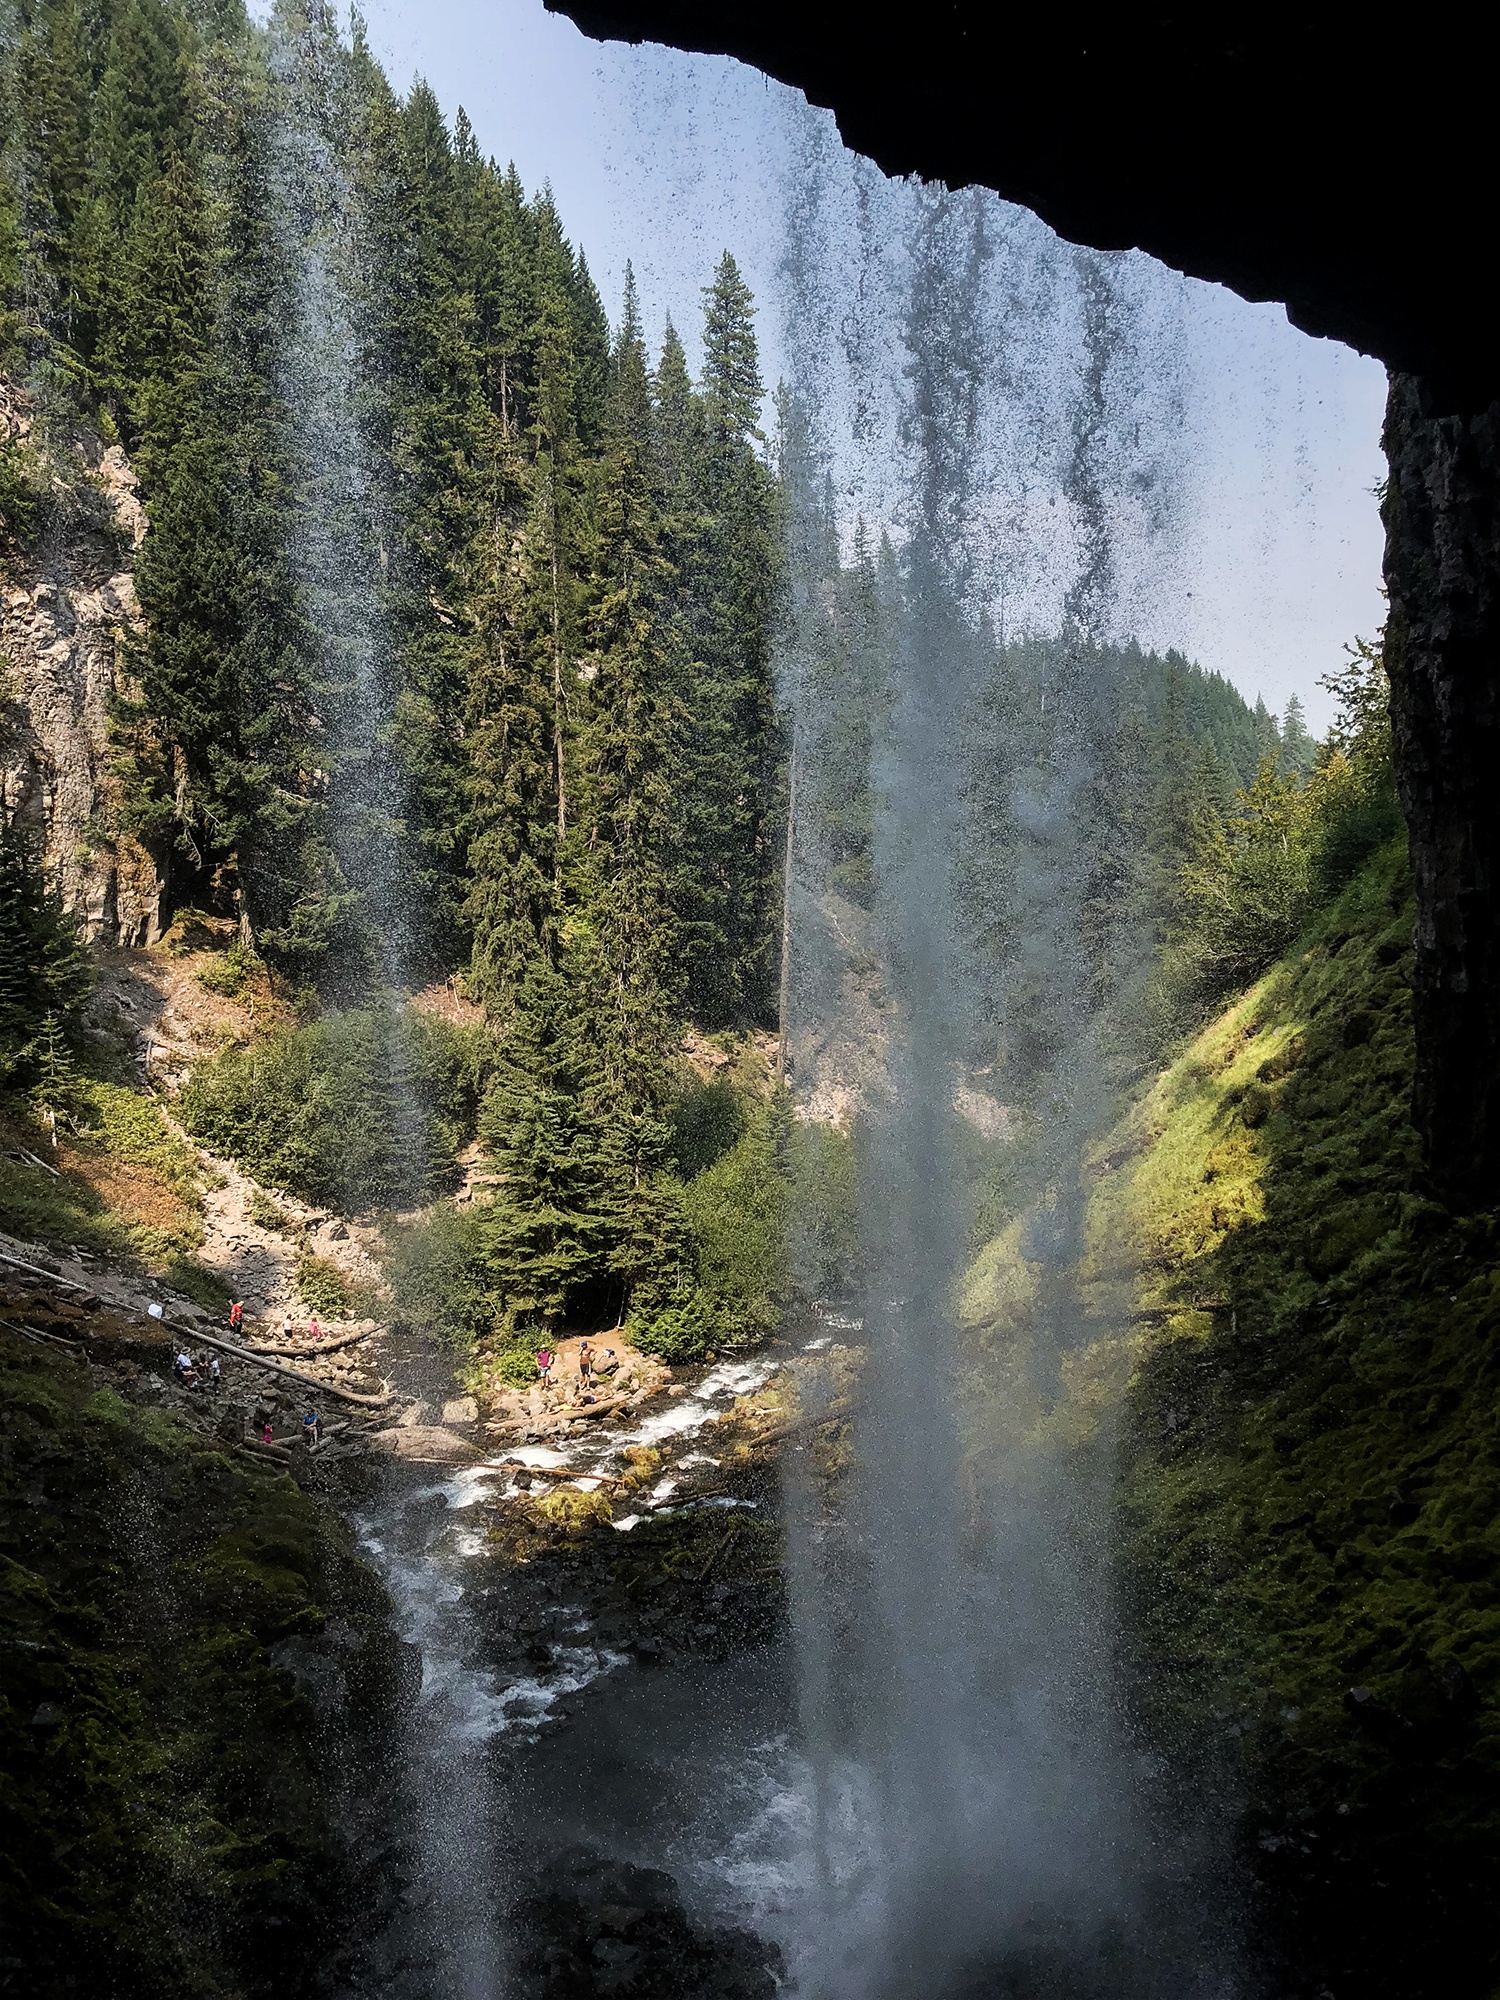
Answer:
[308, 1314, 321, 1341]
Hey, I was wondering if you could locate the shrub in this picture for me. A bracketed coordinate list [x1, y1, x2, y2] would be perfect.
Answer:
[196, 942, 258, 998]
[385, 1204, 495, 1351]
[786, 1118, 860, 1295]
[294, 1252, 350, 1318]
[181, 1005, 494, 1210]
[669, 1074, 746, 1176]
[248, 1187, 300, 1236]
[629, 1102, 792, 1360]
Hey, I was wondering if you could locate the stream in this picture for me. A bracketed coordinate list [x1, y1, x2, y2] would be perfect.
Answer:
[351, 1319, 851, 1996]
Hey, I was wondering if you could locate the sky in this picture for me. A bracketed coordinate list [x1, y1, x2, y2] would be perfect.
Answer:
[342, 0, 1387, 730]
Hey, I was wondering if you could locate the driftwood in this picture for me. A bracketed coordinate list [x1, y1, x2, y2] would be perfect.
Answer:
[745, 1400, 859, 1446]
[247, 1326, 381, 1358]
[160, 1324, 393, 1407]
[552, 1391, 632, 1422]
[512, 1463, 626, 1487]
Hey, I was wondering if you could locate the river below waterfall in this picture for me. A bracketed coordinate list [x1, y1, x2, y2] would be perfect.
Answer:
[350, 1318, 852, 1997]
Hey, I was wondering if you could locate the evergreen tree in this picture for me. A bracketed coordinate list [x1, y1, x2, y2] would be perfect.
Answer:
[0, 820, 93, 1088]
[670, 251, 783, 1026]
[1280, 692, 1318, 778]
[650, 314, 699, 504]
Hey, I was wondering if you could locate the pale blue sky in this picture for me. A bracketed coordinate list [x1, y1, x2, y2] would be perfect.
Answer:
[339, 0, 1387, 729]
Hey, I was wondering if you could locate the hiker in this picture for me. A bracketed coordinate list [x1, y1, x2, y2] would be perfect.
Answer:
[535, 1346, 553, 1388]
[174, 1349, 192, 1383]
[280, 1312, 293, 1341]
[207, 1355, 221, 1394]
[228, 1300, 243, 1336]
[261, 1418, 274, 1447]
[578, 1341, 593, 1385]
[302, 1408, 321, 1451]
[308, 1314, 321, 1342]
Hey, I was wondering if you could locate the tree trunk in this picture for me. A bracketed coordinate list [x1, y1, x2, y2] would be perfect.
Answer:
[1383, 377, 1500, 1208]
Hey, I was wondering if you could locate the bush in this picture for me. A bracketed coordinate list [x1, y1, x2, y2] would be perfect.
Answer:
[294, 1252, 350, 1318]
[669, 1074, 746, 1177]
[786, 1118, 860, 1295]
[196, 942, 258, 998]
[248, 1187, 299, 1235]
[180, 1005, 494, 1210]
[628, 1290, 722, 1364]
[679, 1106, 788, 1316]
[385, 1204, 495, 1351]
[629, 1103, 792, 1360]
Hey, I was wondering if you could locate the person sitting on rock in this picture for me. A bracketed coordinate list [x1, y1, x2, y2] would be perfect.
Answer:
[594, 1348, 620, 1382]
[302, 1408, 321, 1451]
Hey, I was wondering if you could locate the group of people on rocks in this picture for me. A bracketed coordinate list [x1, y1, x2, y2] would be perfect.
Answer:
[225, 1304, 325, 1450]
[253, 1408, 322, 1450]
[173, 1349, 221, 1393]
[226, 1299, 326, 1344]
[533, 1338, 623, 1405]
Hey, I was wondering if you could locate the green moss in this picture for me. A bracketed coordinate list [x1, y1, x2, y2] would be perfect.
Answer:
[1088, 838, 1499, 1994]
[0, 1332, 397, 1999]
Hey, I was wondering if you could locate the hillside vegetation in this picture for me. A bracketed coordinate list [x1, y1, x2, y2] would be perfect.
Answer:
[1084, 838, 1499, 1996]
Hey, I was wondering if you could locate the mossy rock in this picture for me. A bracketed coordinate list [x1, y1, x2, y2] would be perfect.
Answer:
[1092, 839, 1500, 1996]
[0, 1331, 402, 1998]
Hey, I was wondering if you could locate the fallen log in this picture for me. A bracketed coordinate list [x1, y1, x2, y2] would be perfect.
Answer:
[552, 1392, 632, 1422]
[744, 1400, 859, 1446]
[161, 1324, 393, 1407]
[0, 1248, 395, 1406]
[234, 1435, 294, 1463]
[0, 1247, 91, 1293]
[0, 1316, 81, 1354]
[246, 1326, 382, 1358]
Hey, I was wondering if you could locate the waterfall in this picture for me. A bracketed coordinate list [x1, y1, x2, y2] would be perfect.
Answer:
[775, 156, 1238, 1997]
[263, 9, 500, 1993]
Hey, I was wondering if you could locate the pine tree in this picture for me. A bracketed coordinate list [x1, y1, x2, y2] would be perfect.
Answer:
[650, 315, 699, 505]
[1280, 692, 1318, 779]
[669, 252, 783, 1026]
[475, 963, 614, 1329]
[90, 0, 187, 229]
[0, 820, 93, 1089]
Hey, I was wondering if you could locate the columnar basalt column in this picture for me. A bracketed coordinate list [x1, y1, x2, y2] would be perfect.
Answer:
[1383, 382, 1500, 1209]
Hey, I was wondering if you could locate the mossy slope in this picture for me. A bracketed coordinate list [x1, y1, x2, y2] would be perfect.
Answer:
[0, 1333, 402, 1998]
[1091, 840, 1499, 1996]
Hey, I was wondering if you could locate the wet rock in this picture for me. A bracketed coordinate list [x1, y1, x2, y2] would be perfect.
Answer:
[508, 1849, 781, 1999]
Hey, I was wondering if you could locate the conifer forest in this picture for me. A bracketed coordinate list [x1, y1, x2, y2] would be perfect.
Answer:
[0, 4, 1494, 2000]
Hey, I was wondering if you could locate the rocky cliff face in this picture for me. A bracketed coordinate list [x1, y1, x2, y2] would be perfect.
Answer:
[1383, 381, 1500, 1207]
[1, 381, 166, 944]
